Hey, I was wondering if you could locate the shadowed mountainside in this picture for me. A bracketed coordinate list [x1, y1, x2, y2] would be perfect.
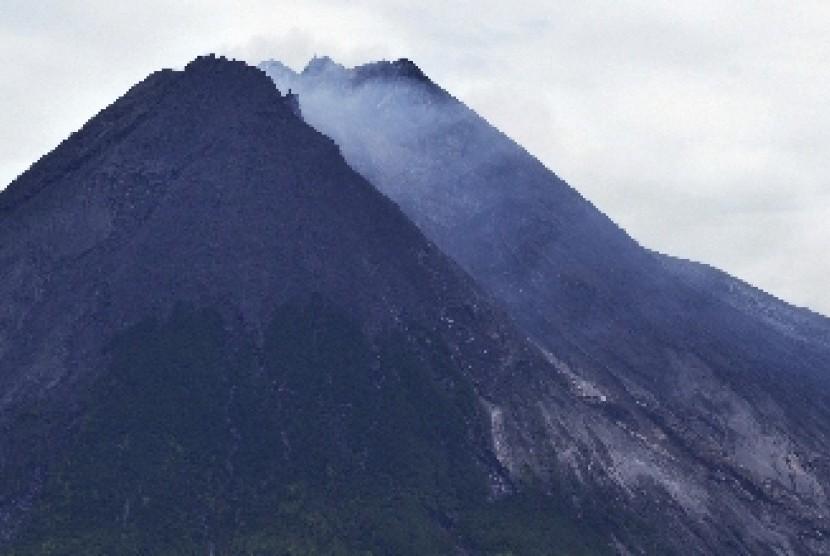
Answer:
[0, 55, 671, 555]
[260, 56, 830, 555]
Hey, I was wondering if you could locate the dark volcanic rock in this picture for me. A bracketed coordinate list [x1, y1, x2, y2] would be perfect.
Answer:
[260, 56, 830, 555]
[0, 55, 629, 554]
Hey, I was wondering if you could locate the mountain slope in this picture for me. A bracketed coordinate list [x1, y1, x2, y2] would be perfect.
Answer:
[260, 56, 830, 555]
[0, 55, 629, 554]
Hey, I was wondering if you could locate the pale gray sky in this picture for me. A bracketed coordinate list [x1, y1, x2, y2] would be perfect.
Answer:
[1, 0, 828, 315]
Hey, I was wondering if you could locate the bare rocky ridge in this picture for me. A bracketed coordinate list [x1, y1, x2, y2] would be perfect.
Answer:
[260, 56, 830, 555]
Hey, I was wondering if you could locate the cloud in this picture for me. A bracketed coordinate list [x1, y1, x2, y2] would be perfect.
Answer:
[0, 0, 827, 315]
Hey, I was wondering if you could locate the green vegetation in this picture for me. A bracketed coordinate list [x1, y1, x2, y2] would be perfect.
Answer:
[10, 300, 609, 555]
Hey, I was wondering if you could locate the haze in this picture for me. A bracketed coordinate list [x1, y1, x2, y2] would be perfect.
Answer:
[1, 0, 827, 315]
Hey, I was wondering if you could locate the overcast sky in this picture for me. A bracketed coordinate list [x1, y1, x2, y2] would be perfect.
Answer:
[2, 0, 828, 315]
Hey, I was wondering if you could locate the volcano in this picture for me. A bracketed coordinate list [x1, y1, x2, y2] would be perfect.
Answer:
[1, 52, 828, 554]
[259, 55, 830, 555]
[0, 55, 628, 554]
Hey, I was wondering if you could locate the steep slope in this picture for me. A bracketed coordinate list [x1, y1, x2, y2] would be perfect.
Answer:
[0, 55, 631, 555]
[260, 56, 830, 555]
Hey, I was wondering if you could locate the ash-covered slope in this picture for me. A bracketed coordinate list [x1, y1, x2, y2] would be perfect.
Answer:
[0, 55, 631, 554]
[261, 56, 830, 555]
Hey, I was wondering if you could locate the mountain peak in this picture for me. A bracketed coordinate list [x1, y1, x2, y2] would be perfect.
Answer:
[302, 54, 346, 77]
[180, 53, 288, 103]
[353, 58, 431, 84]
[257, 58, 298, 76]
[0, 54, 301, 212]
[297, 55, 432, 86]
[184, 52, 242, 70]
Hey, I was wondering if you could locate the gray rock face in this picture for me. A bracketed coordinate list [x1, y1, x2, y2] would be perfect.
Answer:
[260, 56, 830, 554]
